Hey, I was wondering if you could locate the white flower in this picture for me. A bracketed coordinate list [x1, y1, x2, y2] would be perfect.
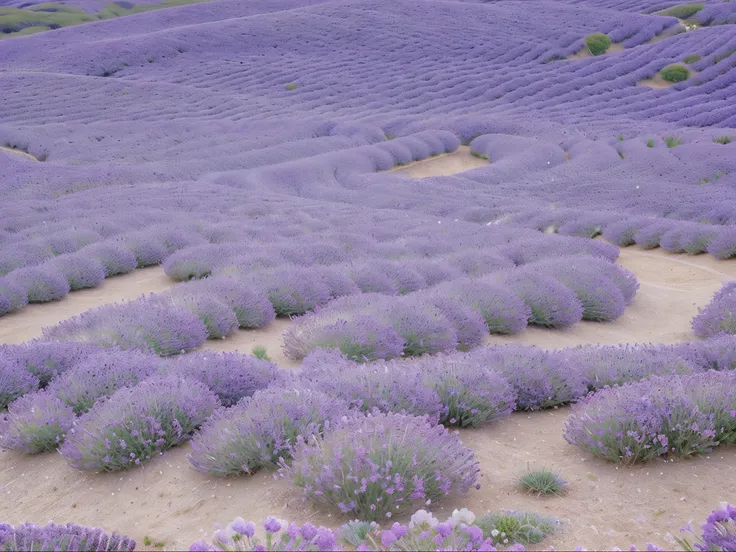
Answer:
[491, 529, 500, 537]
[451, 508, 476, 526]
[409, 509, 439, 529]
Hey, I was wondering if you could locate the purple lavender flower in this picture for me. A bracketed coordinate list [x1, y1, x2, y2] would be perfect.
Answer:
[187, 387, 350, 476]
[279, 412, 479, 521]
[60, 376, 219, 471]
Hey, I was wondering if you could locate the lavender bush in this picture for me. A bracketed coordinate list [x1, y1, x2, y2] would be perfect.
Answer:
[81, 242, 138, 276]
[246, 266, 331, 316]
[189, 516, 339, 552]
[468, 345, 586, 410]
[407, 355, 516, 427]
[7, 267, 70, 303]
[46, 349, 161, 414]
[163, 351, 279, 407]
[187, 388, 350, 476]
[45, 255, 106, 290]
[0, 390, 75, 453]
[279, 412, 480, 521]
[0, 277, 28, 315]
[707, 227, 736, 260]
[497, 271, 584, 327]
[692, 282, 736, 337]
[181, 277, 276, 329]
[563, 343, 696, 391]
[300, 350, 443, 422]
[157, 293, 239, 339]
[1, 341, 98, 386]
[424, 295, 489, 350]
[0, 354, 39, 410]
[42, 297, 208, 355]
[675, 502, 736, 552]
[564, 371, 736, 464]
[0, 522, 135, 552]
[284, 312, 405, 362]
[436, 279, 531, 334]
[60, 376, 219, 471]
[526, 260, 626, 321]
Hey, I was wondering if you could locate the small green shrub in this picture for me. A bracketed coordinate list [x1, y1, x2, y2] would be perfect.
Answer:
[646, 139, 656, 148]
[251, 345, 271, 361]
[713, 136, 732, 145]
[617, 134, 624, 141]
[660, 64, 690, 82]
[476, 511, 557, 546]
[659, 3, 705, 18]
[285, 83, 297, 91]
[517, 466, 568, 496]
[683, 54, 701, 64]
[665, 136, 682, 148]
[585, 33, 611, 56]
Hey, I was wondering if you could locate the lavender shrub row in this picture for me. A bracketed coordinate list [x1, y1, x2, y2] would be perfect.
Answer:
[0, 522, 135, 552]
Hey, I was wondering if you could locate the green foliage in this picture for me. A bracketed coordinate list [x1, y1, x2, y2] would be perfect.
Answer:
[251, 345, 271, 361]
[470, 149, 489, 160]
[683, 54, 701, 64]
[545, 55, 567, 62]
[713, 136, 732, 144]
[646, 139, 656, 148]
[285, 83, 297, 91]
[0, 0, 208, 39]
[617, 134, 624, 141]
[516, 466, 568, 496]
[660, 64, 690, 83]
[585, 33, 611, 56]
[665, 136, 682, 148]
[659, 3, 705, 18]
[476, 511, 557, 546]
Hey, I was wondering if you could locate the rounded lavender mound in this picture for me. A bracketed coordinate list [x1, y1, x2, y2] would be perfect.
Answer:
[61, 376, 219, 471]
[0, 390, 75, 454]
[163, 351, 280, 407]
[692, 281, 736, 337]
[7, 267, 70, 303]
[279, 411, 480, 521]
[564, 371, 736, 464]
[188, 387, 350, 476]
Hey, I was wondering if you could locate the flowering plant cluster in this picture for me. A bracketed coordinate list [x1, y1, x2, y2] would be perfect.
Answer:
[564, 371, 736, 464]
[187, 388, 350, 476]
[60, 376, 219, 471]
[0, 522, 135, 551]
[692, 282, 736, 338]
[279, 412, 480, 521]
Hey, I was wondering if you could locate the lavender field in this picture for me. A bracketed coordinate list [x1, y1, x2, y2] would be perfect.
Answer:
[1, 0, 735, 549]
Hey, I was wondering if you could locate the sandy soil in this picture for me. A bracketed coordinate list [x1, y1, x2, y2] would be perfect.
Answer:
[0, 267, 174, 345]
[567, 42, 625, 60]
[0, 145, 39, 161]
[391, 145, 488, 178]
[1, 248, 734, 550]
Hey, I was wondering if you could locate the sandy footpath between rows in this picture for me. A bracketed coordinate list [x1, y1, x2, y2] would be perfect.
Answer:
[391, 145, 488, 178]
[0, 244, 734, 550]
